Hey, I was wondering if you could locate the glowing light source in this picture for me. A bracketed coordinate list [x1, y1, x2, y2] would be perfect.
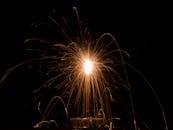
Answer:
[83, 58, 94, 75]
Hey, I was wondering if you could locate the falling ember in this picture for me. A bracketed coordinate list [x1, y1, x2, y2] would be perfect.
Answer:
[83, 58, 94, 75]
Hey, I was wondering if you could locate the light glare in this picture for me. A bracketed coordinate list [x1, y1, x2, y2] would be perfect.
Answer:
[83, 58, 94, 75]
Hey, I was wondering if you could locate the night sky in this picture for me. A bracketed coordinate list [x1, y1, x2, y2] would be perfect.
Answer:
[0, 0, 172, 129]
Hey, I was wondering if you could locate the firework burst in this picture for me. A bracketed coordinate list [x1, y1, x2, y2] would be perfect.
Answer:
[0, 6, 169, 129]
[28, 6, 129, 124]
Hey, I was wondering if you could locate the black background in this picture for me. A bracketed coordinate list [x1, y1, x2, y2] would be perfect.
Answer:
[0, 0, 172, 129]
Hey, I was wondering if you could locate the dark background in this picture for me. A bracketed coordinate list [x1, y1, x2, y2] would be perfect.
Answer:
[0, 0, 172, 129]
